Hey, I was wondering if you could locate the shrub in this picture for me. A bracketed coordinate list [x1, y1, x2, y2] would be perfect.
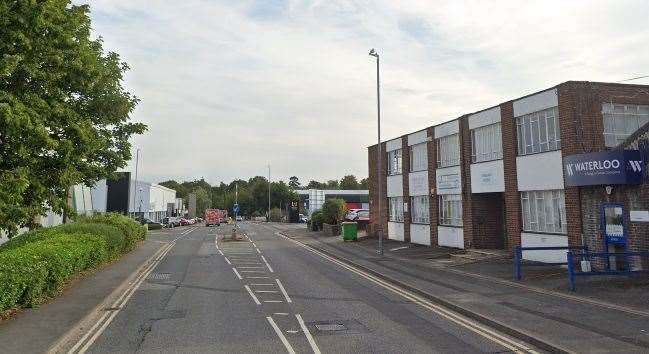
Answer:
[269, 207, 283, 222]
[147, 223, 162, 230]
[84, 213, 146, 252]
[310, 210, 324, 231]
[57, 223, 125, 259]
[251, 210, 262, 217]
[321, 198, 346, 225]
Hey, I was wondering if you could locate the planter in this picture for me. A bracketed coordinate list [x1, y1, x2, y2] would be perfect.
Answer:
[322, 223, 341, 236]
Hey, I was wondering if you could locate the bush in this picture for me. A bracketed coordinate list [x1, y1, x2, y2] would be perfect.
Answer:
[147, 223, 162, 230]
[310, 210, 324, 231]
[321, 198, 346, 225]
[84, 213, 146, 252]
[269, 207, 283, 222]
[251, 210, 262, 217]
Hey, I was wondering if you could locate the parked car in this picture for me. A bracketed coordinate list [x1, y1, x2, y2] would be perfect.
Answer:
[163, 216, 181, 227]
[180, 218, 191, 226]
[299, 214, 308, 223]
[236, 215, 243, 222]
[137, 217, 162, 229]
[345, 209, 369, 221]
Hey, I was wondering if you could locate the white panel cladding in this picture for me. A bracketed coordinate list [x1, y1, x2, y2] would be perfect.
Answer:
[386, 175, 403, 197]
[513, 89, 558, 117]
[469, 106, 501, 129]
[521, 233, 568, 263]
[386, 138, 402, 152]
[470, 160, 505, 193]
[435, 166, 462, 195]
[388, 222, 405, 241]
[438, 226, 464, 249]
[409, 171, 429, 196]
[434, 120, 459, 138]
[408, 130, 428, 146]
[516, 150, 564, 191]
[410, 224, 431, 245]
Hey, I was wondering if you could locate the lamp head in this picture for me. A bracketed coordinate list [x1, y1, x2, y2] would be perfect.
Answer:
[369, 48, 378, 57]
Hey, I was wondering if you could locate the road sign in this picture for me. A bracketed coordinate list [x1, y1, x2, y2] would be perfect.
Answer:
[233, 203, 239, 214]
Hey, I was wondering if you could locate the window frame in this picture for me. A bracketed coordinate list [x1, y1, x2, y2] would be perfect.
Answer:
[602, 103, 649, 147]
[471, 122, 503, 163]
[410, 195, 430, 224]
[516, 107, 561, 156]
[388, 196, 404, 222]
[387, 149, 402, 176]
[436, 133, 460, 168]
[520, 190, 566, 234]
[409, 142, 428, 172]
[438, 194, 462, 227]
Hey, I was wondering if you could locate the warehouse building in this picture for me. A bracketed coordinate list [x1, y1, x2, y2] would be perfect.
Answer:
[297, 189, 369, 216]
[368, 81, 649, 264]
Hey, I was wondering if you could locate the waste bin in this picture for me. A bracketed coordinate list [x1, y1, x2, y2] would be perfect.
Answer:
[341, 222, 358, 241]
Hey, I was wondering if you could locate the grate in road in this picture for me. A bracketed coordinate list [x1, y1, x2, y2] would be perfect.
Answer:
[149, 272, 171, 280]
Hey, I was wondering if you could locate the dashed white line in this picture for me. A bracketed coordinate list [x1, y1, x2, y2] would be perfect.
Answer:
[267, 317, 296, 354]
[232, 268, 243, 280]
[264, 300, 283, 303]
[240, 270, 266, 273]
[261, 255, 274, 273]
[276, 279, 292, 303]
[250, 283, 274, 286]
[244, 285, 261, 305]
[218, 250, 224, 256]
[255, 290, 279, 293]
[256, 248, 262, 254]
[224, 257, 231, 265]
[237, 266, 265, 269]
[296, 314, 321, 354]
[247, 276, 270, 279]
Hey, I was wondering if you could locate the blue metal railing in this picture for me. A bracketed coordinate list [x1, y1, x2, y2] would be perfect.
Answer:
[567, 250, 649, 291]
[513, 245, 588, 281]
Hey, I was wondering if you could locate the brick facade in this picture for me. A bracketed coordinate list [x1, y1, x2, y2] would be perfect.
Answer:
[401, 137, 411, 242]
[367, 81, 649, 258]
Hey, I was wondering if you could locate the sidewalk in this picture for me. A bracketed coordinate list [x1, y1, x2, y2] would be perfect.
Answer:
[275, 224, 649, 353]
[0, 239, 164, 353]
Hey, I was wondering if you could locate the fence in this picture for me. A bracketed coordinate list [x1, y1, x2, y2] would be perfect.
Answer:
[566, 250, 649, 291]
[513, 245, 588, 281]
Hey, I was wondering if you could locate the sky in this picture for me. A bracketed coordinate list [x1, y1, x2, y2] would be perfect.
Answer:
[79, 0, 649, 186]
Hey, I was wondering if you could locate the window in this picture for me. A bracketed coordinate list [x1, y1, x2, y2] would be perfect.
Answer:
[471, 123, 502, 163]
[438, 194, 462, 226]
[516, 107, 561, 155]
[602, 103, 649, 147]
[436, 134, 460, 168]
[388, 197, 404, 222]
[410, 196, 429, 224]
[520, 190, 566, 234]
[388, 149, 402, 175]
[410, 143, 428, 172]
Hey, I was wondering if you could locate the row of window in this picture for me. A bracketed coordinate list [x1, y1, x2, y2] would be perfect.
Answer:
[386, 103, 649, 175]
[387, 189, 567, 234]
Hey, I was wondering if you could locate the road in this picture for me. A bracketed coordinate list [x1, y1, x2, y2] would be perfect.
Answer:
[69, 222, 539, 353]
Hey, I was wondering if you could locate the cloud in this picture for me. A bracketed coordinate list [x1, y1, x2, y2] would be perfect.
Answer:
[77, 0, 649, 185]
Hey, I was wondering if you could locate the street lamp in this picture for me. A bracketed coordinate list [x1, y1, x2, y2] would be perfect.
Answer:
[369, 48, 383, 256]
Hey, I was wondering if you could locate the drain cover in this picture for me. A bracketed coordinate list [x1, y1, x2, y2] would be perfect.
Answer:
[149, 273, 171, 280]
[315, 323, 346, 331]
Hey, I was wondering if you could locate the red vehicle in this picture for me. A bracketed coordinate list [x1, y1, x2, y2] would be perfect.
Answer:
[205, 209, 226, 226]
[180, 218, 191, 226]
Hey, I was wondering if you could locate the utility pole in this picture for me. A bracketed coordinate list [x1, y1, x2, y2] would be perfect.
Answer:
[268, 164, 271, 222]
[132, 148, 140, 219]
[369, 48, 383, 256]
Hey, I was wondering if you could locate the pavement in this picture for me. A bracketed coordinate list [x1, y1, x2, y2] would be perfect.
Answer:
[276, 223, 649, 353]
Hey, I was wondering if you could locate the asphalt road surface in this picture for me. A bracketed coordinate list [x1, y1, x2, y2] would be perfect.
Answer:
[73, 222, 539, 353]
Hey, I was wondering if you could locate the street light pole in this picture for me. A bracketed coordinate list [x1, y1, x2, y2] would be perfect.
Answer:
[267, 164, 271, 222]
[132, 148, 140, 219]
[369, 48, 383, 256]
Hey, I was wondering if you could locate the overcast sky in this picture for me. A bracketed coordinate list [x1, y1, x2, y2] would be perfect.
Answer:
[81, 0, 649, 186]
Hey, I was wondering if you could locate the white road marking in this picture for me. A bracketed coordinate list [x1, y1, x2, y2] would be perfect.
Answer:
[256, 248, 262, 254]
[250, 283, 274, 286]
[224, 257, 231, 265]
[267, 317, 296, 354]
[274, 231, 538, 354]
[252, 242, 257, 247]
[274, 313, 289, 316]
[218, 250, 224, 256]
[240, 270, 266, 273]
[261, 255, 274, 273]
[232, 268, 243, 280]
[296, 314, 321, 354]
[255, 290, 279, 293]
[244, 285, 261, 305]
[247, 276, 270, 279]
[276, 279, 292, 303]
[264, 300, 283, 303]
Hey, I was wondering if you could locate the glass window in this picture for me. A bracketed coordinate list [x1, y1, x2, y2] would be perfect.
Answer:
[516, 107, 561, 155]
[471, 123, 502, 163]
[602, 103, 649, 147]
[410, 143, 428, 172]
[520, 190, 566, 234]
[410, 196, 429, 224]
[436, 133, 460, 168]
[388, 197, 404, 222]
[387, 149, 402, 175]
[438, 194, 462, 226]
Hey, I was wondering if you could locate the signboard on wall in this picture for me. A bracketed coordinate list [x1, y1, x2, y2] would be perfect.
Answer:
[436, 172, 461, 194]
[563, 150, 644, 186]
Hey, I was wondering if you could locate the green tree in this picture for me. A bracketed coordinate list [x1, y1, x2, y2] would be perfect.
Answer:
[159, 180, 188, 199]
[321, 198, 346, 224]
[0, 1, 145, 236]
[306, 180, 326, 189]
[339, 175, 359, 189]
[326, 180, 340, 189]
[288, 176, 300, 189]
[359, 177, 369, 189]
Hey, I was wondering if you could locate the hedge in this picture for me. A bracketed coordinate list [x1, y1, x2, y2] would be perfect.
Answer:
[0, 213, 146, 312]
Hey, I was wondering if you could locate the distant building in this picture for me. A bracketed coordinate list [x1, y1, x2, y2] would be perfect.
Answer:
[297, 189, 369, 216]
[105, 172, 176, 222]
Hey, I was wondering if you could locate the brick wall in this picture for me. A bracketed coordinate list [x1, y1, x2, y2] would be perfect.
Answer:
[470, 193, 505, 249]
[401, 137, 411, 242]
[427, 127, 438, 246]
[368, 142, 388, 239]
[458, 116, 474, 248]
[501, 101, 521, 252]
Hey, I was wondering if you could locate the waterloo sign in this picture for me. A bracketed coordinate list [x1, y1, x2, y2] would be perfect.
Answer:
[563, 150, 644, 186]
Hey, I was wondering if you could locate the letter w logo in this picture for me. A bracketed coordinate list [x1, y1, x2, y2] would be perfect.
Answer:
[629, 160, 643, 172]
[566, 164, 574, 176]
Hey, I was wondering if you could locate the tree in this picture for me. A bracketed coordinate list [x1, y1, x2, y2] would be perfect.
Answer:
[326, 180, 340, 189]
[159, 180, 188, 199]
[0, 2, 145, 236]
[339, 175, 359, 190]
[321, 198, 346, 224]
[359, 177, 369, 189]
[288, 176, 300, 189]
[306, 180, 327, 189]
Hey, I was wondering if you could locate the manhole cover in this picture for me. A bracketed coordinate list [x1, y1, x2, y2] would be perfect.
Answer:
[315, 323, 347, 331]
[149, 273, 171, 280]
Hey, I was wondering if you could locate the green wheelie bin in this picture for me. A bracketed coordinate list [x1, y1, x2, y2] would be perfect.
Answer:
[341, 222, 358, 241]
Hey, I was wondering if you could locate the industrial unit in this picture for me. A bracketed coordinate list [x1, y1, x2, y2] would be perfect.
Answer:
[368, 81, 649, 264]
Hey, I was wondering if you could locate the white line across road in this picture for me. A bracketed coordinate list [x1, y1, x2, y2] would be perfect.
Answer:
[275, 231, 538, 354]
[261, 255, 274, 273]
[66, 226, 198, 354]
[244, 285, 261, 305]
[296, 314, 321, 354]
[267, 317, 296, 354]
[275, 279, 292, 303]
